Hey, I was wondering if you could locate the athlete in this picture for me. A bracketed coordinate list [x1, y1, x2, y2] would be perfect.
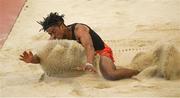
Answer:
[20, 12, 139, 80]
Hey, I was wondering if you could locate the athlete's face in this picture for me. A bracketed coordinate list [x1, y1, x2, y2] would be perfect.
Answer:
[47, 24, 66, 40]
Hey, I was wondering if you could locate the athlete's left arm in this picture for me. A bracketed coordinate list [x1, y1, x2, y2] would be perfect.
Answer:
[75, 24, 95, 65]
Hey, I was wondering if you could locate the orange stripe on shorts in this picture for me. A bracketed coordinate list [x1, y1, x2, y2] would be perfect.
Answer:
[95, 43, 115, 62]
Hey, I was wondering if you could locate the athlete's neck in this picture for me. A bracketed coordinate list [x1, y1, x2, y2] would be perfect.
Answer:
[63, 27, 72, 40]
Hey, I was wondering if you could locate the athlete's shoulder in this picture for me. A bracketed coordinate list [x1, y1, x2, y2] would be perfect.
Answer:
[75, 23, 90, 35]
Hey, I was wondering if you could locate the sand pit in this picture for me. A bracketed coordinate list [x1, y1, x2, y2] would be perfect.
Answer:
[1, 0, 180, 97]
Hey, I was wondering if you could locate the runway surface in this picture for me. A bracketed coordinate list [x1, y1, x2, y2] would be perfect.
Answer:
[0, 0, 25, 48]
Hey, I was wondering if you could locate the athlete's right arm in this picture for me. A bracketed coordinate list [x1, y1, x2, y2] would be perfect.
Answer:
[20, 51, 40, 64]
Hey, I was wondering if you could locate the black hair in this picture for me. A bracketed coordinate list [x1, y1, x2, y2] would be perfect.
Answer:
[37, 12, 64, 31]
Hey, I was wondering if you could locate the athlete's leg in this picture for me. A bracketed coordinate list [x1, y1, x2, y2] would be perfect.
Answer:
[99, 56, 139, 80]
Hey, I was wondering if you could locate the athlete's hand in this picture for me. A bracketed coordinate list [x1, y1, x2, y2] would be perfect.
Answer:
[19, 51, 34, 63]
[75, 65, 97, 73]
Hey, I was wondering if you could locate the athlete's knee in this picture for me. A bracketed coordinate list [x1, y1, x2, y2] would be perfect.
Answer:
[102, 71, 118, 81]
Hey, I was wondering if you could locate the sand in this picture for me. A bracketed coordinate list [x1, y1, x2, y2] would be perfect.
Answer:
[0, 0, 180, 97]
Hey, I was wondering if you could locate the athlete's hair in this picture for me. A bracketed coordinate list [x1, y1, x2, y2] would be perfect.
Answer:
[37, 12, 64, 31]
